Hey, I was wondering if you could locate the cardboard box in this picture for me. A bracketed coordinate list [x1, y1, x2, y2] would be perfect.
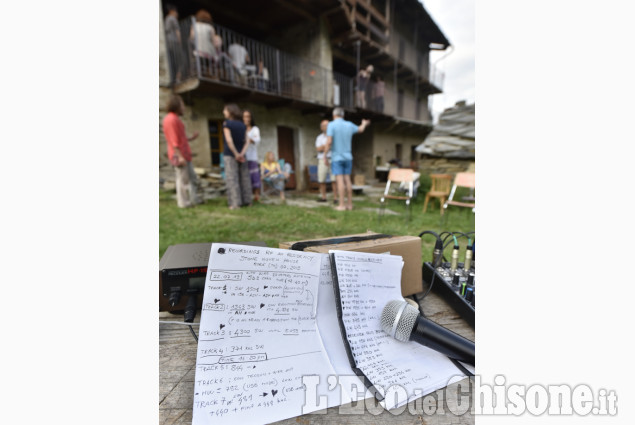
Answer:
[279, 231, 422, 296]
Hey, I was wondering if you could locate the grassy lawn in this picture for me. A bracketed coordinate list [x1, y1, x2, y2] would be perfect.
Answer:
[159, 179, 475, 262]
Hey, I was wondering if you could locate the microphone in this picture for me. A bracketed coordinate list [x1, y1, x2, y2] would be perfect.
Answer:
[380, 300, 475, 365]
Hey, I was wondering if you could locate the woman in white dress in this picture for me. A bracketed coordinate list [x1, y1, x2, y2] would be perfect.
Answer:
[243, 109, 262, 202]
[190, 9, 217, 72]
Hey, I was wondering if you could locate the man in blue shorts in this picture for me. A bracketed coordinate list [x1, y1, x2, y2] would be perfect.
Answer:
[324, 107, 370, 211]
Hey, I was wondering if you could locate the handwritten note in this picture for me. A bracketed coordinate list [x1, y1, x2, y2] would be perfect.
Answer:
[315, 253, 366, 403]
[331, 250, 465, 410]
[193, 244, 343, 425]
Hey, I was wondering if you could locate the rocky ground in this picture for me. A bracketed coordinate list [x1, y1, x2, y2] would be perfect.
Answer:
[159, 165, 400, 212]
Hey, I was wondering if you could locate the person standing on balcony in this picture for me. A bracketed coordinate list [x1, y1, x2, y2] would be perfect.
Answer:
[164, 4, 183, 85]
[222, 104, 252, 210]
[243, 109, 262, 202]
[190, 9, 217, 73]
[212, 35, 234, 82]
[372, 74, 385, 112]
[324, 107, 370, 211]
[162, 94, 202, 208]
[228, 41, 250, 85]
[355, 65, 373, 109]
[255, 58, 269, 91]
[315, 119, 337, 204]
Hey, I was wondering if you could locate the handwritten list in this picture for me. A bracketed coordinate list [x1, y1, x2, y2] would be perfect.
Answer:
[331, 250, 464, 410]
[193, 244, 342, 425]
[192, 244, 467, 423]
[315, 253, 366, 403]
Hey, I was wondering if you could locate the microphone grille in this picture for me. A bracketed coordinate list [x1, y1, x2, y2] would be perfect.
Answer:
[380, 300, 419, 342]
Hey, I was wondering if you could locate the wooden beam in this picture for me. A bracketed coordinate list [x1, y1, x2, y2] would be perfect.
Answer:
[213, 8, 275, 37]
[225, 90, 254, 102]
[340, 0, 354, 25]
[353, 0, 389, 27]
[174, 78, 199, 94]
[273, 0, 317, 22]
[332, 49, 358, 67]
[331, 30, 359, 46]
[323, 4, 347, 17]
[301, 106, 329, 115]
[355, 32, 386, 52]
[265, 99, 294, 109]
[364, 50, 387, 61]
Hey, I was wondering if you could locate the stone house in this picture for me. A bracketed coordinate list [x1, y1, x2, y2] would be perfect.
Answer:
[159, 0, 451, 190]
[416, 101, 475, 175]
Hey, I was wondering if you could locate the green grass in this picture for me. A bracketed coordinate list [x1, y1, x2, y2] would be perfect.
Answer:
[159, 185, 475, 261]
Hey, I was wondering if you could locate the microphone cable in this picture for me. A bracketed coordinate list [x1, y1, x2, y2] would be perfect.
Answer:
[419, 230, 443, 267]
[159, 320, 200, 342]
[443, 232, 468, 251]
[417, 230, 444, 305]
[189, 325, 199, 342]
[449, 358, 474, 377]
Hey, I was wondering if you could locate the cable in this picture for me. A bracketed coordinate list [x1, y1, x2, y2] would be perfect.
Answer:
[419, 230, 443, 267]
[449, 357, 474, 377]
[159, 320, 200, 326]
[418, 269, 436, 300]
[449, 231, 469, 243]
[189, 325, 199, 342]
[443, 237, 460, 251]
[418, 230, 439, 238]
[441, 232, 454, 244]
[416, 230, 444, 302]
[440, 232, 457, 261]
[159, 321, 200, 342]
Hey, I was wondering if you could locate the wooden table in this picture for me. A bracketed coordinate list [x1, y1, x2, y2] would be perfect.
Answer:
[160, 289, 475, 425]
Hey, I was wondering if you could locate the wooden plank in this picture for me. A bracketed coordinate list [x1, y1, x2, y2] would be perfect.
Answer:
[273, 0, 317, 22]
[354, 0, 389, 27]
[323, 4, 346, 17]
[159, 318, 198, 425]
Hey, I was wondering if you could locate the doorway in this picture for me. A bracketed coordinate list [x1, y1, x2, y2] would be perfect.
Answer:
[208, 119, 223, 168]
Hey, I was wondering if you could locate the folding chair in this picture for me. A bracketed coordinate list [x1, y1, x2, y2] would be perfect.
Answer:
[261, 159, 291, 199]
[443, 172, 475, 215]
[379, 168, 414, 220]
[261, 177, 282, 198]
[278, 159, 294, 184]
[423, 174, 453, 215]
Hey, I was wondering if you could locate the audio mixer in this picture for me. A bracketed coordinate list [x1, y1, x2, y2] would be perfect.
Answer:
[419, 231, 475, 328]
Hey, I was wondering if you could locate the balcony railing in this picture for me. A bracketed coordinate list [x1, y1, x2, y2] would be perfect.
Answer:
[164, 17, 434, 123]
[430, 64, 445, 91]
[333, 71, 354, 109]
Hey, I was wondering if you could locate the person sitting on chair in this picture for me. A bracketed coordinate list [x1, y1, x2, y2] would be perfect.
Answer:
[261, 151, 288, 201]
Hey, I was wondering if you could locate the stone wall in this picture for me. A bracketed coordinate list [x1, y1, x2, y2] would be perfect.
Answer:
[351, 129, 374, 179]
[159, 94, 328, 190]
[264, 17, 334, 105]
[158, 95, 459, 191]
[158, 2, 170, 87]
[418, 156, 475, 175]
[373, 130, 424, 169]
